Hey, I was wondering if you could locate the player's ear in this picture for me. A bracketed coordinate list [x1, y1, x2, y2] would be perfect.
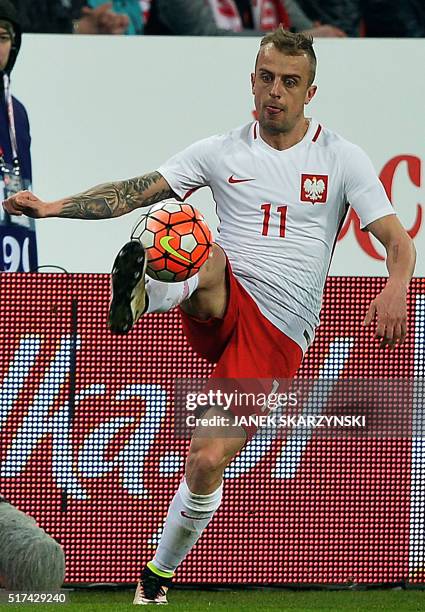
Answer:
[304, 85, 317, 105]
[251, 72, 255, 94]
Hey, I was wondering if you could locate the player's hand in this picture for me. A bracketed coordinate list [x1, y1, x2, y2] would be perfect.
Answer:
[363, 280, 408, 349]
[80, 3, 129, 35]
[304, 24, 347, 38]
[2, 190, 48, 218]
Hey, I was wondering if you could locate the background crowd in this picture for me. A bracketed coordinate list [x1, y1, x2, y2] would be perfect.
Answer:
[12, 0, 425, 38]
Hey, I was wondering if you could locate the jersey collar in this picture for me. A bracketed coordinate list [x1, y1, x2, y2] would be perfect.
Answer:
[252, 118, 319, 154]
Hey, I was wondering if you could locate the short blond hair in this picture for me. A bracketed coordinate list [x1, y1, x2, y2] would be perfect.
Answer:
[258, 27, 317, 85]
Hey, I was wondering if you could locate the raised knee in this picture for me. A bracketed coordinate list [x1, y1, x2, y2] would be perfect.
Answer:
[197, 244, 226, 291]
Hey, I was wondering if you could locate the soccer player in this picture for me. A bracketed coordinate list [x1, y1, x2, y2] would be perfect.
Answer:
[3, 28, 416, 605]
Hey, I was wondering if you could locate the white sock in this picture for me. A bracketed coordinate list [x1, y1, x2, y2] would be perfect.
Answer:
[150, 478, 223, 575]
[145, 275, 199, 314]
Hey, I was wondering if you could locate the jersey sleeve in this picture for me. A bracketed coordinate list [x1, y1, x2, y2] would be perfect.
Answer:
[343, 144, 396, 230]
[157, 135, 223, 200]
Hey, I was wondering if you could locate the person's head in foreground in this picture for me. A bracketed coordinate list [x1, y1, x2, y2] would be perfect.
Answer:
[0, 0, 21, 76]
[251, 27, 317, 138]
[0, 499, 65, 590]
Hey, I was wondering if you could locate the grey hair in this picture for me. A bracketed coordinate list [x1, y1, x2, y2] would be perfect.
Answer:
[0, 502, 65, 590]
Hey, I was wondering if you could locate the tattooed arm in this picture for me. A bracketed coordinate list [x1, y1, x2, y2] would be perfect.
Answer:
[2, 172, 175, 219]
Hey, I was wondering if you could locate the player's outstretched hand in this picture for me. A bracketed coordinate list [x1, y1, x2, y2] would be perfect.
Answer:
[363, 281, 408, 349]
[2, 190, 48, 218]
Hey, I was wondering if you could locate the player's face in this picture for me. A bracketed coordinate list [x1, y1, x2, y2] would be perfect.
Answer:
[0, 27, 12, 71]
[251, 44, 317, 135]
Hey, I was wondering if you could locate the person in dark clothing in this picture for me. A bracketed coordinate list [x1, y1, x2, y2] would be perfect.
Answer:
[297, 0, 360, 36]
[363, 0, 425, 37]
[16, 0, 129, 34]
[0, 0, 37, 271]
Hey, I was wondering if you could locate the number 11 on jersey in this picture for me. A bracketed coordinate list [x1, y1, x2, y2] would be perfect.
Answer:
[261, 203, 287, 238]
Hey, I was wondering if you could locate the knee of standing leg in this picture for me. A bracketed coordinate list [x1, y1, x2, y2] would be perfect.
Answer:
[187, 446, 226, 476]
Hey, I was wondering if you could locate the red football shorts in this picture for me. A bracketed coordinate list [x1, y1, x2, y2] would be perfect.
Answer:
[179, 258, 303, 441]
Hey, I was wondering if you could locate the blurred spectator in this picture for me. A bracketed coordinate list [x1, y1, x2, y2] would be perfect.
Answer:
[0, 0, 37, 272]
[88, 0, 143, 34]
[145, 0, 346, 37]
[219, 0, 346, 36]
[144, 0, 261, 34]
[297, 0, 359, 36]
[363, 0, 425, 37]
[16, 1, 129, 35]
[140, 0, 151, 24]
[0, 495, 65, 591]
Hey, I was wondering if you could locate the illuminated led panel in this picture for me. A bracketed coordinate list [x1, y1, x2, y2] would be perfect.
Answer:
[0, 274, 423, 585]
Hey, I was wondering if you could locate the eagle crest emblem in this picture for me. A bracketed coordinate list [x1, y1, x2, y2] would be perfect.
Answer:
[300, 174, 328, 204]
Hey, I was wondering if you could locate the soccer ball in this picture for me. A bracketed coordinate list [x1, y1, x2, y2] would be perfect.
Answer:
[133, 201, 213, 282]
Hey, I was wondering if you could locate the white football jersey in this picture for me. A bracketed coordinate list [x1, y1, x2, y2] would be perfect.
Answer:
[158, 119, 395, 353]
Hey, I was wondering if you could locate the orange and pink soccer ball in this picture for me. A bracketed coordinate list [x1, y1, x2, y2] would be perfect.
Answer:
[133, 201, 213, 282]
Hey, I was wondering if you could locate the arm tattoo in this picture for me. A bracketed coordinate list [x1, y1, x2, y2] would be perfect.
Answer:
[60, 171, 174, 219]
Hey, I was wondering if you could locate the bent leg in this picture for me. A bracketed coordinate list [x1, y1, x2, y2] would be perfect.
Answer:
[144, 243, 227, 318]
[109, 241, 227, 333]
[180, 243, 228, 321]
